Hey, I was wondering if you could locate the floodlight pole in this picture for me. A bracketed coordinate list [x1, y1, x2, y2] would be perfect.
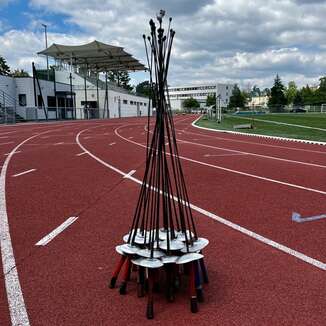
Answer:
[42, 24, 49, 81]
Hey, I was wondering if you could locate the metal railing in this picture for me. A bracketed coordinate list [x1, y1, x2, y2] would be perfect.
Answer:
[0, 90, 17, 124]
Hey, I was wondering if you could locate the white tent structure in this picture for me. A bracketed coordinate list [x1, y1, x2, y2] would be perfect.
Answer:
[37, 40, 146, 119]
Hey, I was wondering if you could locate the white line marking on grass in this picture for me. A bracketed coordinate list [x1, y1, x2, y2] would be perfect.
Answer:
[0, 131, 51, 325]
[76, 152, 87, 156]
[178, 138, 326, 169]
[292, 212, 326, 223]
[123, 170, 136, 179]
[109, 142, 116, 146]
[12, 169, 36, 177]
[191, 116, 326, 147]
[76, 127, 326, 271]
[35, 216, 79, 246]
[0, 142, 14, 146]
[236, 115, 326, 132]
[115, 127, 326, 196]
[4, 151, 21, 156]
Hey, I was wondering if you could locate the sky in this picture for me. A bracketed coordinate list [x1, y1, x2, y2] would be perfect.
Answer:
[0, 0, 326, 89]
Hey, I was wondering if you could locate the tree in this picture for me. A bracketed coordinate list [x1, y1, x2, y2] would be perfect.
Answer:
[251, 85, 261, 97]
[11, 69, 30, 77]
[183, 97, 200, 112]
[315, 76, 326, 104]
[263, 88, 271, 97]
[228, 84, 246, 109]
[268, 74, 287, 111]
[0, 56, 10, 76]
[136, 81, 152, 98]
[206, 94, 216, 106]
[293, 92, 304, 107]
[285, 81, 297, 105]
[108, 70, 133, 91]
[300, 85, 315, 105]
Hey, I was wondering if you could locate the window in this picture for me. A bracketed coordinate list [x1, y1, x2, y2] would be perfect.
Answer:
[18, 94, 26, 106]
[130, 101, 133, 105]
[47, 96, 56, 108]
[123, 99, 128, 104]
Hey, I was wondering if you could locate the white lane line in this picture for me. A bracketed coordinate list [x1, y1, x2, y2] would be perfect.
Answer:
[204, 153, 248, 157]
[178, 138, 326, 169]
[123, 170, 136, 179]
[0, 136, 9, 139]
[292, 212, 326, 223]
[84, 136, 91, 139]
[76, 128, 326, 271]
[0, 142, 14, 146]
[76, 152, 87, 156]
[12, 169, 36, 178]
[0, 131, 52, 325]
[4, 151, 21, 156]
[35, 216, 79, 246]
[115, 127, 326, 196]
[128, 136, 134, 139]
[54, 142, 64, 145]
[109, 142, 116, 146]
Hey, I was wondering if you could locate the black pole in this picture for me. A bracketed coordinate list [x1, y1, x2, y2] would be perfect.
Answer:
[69, 72, 73, 119]
[84, 65, 88, 119]
[32, 62, 37, 107]
[96, 71, 100, 118]
[53, 67, 58, 120]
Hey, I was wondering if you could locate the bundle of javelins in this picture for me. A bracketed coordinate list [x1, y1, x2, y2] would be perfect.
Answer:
[109, 10, 209, 320]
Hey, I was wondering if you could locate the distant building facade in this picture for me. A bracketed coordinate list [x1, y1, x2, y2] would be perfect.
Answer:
[167, 83, 235, 110]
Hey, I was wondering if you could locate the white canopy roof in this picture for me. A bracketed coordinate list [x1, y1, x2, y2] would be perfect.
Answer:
[38, 40, 146, 72]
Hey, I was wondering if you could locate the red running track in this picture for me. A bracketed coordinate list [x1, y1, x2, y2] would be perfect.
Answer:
[0, 116, 325, 325]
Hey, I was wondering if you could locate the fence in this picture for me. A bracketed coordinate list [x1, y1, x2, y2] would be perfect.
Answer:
[0, 106, 145, 124]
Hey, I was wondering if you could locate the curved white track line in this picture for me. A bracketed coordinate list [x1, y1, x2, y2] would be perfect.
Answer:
[181, 127, 326, 155]
[146, 118, 326, 168]
[76, 126, 326, 271]
[177, 138, 326, 169]
[0, 131, 51, 325]
[115, 125, 326, 196]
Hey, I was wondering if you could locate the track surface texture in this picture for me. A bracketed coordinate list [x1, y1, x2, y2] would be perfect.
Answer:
[0, 115, 325, 325]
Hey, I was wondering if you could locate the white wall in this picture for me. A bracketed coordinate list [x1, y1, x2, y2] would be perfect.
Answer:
[0, 75, 16, 100]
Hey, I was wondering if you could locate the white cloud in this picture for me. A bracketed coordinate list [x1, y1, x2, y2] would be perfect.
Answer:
[1, 0, 325, 88]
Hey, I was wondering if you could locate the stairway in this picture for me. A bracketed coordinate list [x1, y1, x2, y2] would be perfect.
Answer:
[0, 90, 25, 123]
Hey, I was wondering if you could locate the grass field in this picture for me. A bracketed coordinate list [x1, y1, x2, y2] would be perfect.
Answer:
[196, 113, 326, 142]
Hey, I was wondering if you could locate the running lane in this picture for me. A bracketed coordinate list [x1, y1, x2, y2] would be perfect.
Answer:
[1, 117, 325, 325]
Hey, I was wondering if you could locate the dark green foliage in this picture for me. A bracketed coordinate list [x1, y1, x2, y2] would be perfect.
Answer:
[108, 71, 133, 91]
[206, 94, 216, 106]
[11, 69, 30, 77]
[183, 97, 200, 112]
[136, 81, 152, 98]
[268, 75, 287, 112]
[0, 56, 11, 76]
[293, 92, 304, 107]
[228, 84, 246, 109]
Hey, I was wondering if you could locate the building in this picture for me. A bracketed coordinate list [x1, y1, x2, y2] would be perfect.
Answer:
[55, 69, 150, 119]
[247, 95, 269, 109]
[0, 74, 74, 122]
[0, 68, 150, 122]
[167, 83, 235, 110]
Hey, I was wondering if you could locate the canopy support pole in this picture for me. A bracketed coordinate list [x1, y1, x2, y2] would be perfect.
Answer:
[84, 64, 88, 119]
